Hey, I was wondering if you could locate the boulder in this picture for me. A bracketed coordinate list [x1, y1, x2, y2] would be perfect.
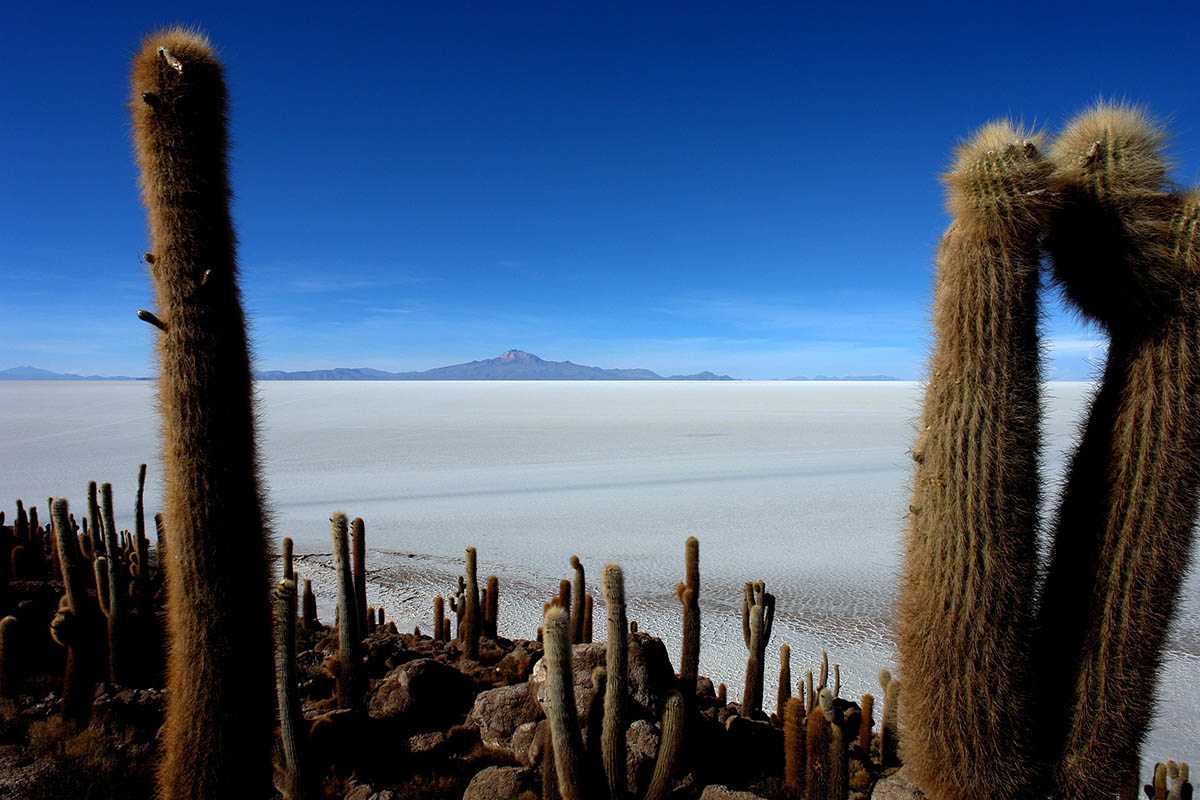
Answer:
[511, 720, 541, 767]
[462, 766, 536, 800]
[698, 787, 767, 800]
[466, 683, 541, 755]
[368, 658, 477, 731]
[528, 632, 675, 720]
[626, 718, 660, 797]
[871, 766, 927, 800]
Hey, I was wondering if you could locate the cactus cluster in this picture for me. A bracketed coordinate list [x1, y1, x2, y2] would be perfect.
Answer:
[899, 104, 1200, 800]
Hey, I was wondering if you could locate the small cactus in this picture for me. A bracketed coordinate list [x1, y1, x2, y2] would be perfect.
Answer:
[569, 555, 585, 643]
[741, 580, 775, 714]
[675, 536, 701, 692]
[484, 575, 499, 639]
[463, 547, 480, 659]
[433, 596, 445, 641]
[282, 537, 294, 583]
[330, 512, 363, 712]
[807, 688, 834, 800]
[301, 579, 318, 630]
[777, 643, 792, 719]
[0, 616, 20, 697]
[351, 517, 367, 635]
[783, 696, 806, 798]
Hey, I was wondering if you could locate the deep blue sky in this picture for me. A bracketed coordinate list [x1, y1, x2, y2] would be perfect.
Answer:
[3, 2, 1198, 379]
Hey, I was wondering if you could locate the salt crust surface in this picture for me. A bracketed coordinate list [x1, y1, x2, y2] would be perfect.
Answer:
[2, 380, 1197, 767]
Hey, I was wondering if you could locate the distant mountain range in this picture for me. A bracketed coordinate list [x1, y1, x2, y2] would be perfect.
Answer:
[784, 374, 899, 381]
[256, 351, 735, 381]
[1, 354, 903, 382]
[0, 366, 145, 381]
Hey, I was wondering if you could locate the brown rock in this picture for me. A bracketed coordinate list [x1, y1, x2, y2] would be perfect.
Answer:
[463, 766, 536, 800]
[466, 683, 541, 755]
[511, 720, 541, 767]
[871, 766, 927, 800]
[626, 718, 660, 797]
[698, 786, 767, 800]
[528, 632, 675, 720]
[368, 658, 477, 731]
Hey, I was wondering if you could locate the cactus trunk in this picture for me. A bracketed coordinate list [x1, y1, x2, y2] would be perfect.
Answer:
[896, 121, 1049, 800]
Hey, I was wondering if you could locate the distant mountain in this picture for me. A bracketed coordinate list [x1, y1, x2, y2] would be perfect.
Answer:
[785, 374, 899, 381]
[0, 366, 144, 381]
[256, 351, 735, 381]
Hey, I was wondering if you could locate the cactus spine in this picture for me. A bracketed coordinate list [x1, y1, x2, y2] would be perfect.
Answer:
[330, 512, 363, 712]
[463, 546, 480, 659]
[741, 580, 774, 714]
[1036, 106, 1200, 799]
[351, 517, 367, 635]
[880, 679, 899, 769]
[602, 562, 628, 800]
[272, 578, 314, 800]
[896, 121, 1049, 800]
[675, 536, 700, 692]
[570, 555, 586, 643]
[131, 28, 274, 798]
[543, 605, 586, 800]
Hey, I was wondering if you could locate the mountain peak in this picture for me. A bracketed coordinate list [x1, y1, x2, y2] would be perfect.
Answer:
[498, 350, 542, 363]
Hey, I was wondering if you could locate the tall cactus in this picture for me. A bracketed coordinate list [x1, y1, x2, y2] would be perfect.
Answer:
[130, 28, 274, 797]
[99, 481, 125, 684]
[50, 498, 96, 724]
[272, 578, 314, 800]
[570, 555, 586, 643]
[895, 121, 1049, 800]
[351, 517, 367, 635]
[463, 546, 480, 659]
[330, 512, 363, 712]
[1036, 105, 1200, 799]
[543, 605, 586, 800]
[675, 536, 700, 692]
[602, 562, 629, 800]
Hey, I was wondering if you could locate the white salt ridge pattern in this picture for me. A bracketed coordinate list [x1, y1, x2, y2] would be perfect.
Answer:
[1, 380, 1197, 771]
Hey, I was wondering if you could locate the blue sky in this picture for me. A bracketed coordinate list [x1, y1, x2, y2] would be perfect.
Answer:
[2, 2, 1198, 380]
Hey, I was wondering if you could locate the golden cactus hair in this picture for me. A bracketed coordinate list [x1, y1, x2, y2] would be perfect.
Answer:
[896, 119, 1050, 800]
[130, 27, 274, 798]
